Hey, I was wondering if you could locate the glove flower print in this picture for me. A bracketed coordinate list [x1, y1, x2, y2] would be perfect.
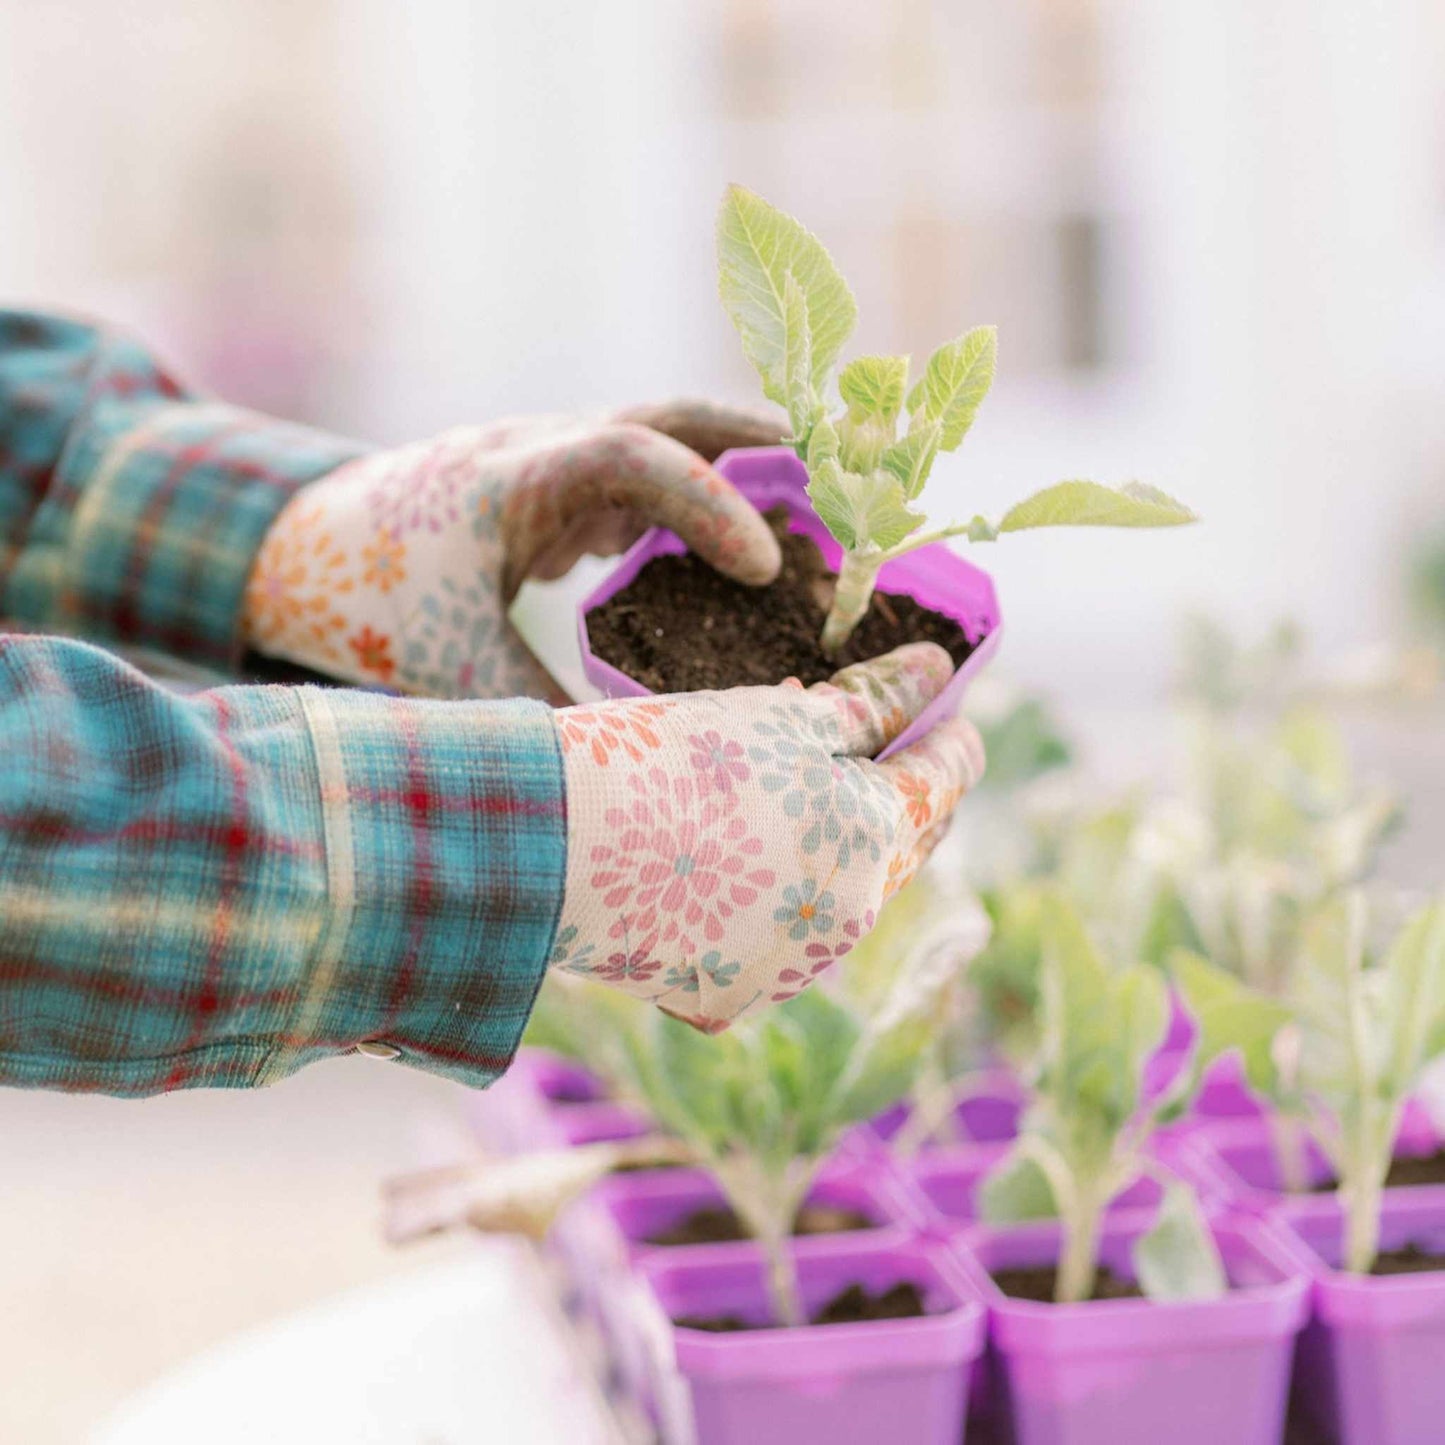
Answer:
[244, 400, 784, 700]
[588, 766, 775, 945]
[551, 642, 985, 1027]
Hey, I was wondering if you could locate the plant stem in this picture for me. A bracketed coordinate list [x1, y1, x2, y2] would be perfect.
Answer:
[1056, 1185, 1105, 1304]
[1342, 1174, 1383, 1275]
[821, 551, 883, 658]
[758, 1222, 805, 1328]
[894, 1055, 965, 1156]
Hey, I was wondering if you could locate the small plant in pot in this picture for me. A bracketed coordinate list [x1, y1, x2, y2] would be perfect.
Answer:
[1174, 892, 1445, 1445]
[962, 896, 1310, 1445]
[581, 187, 1196, 753]
[392, 911, 986, 1444]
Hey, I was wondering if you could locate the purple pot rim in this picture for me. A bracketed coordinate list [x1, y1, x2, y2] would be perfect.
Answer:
[574, 445, 1003, 762]
[951, 1214, 1310, 1347]
[637, 1236, 987, 1374]
[1271, 1189, 1445, 1309]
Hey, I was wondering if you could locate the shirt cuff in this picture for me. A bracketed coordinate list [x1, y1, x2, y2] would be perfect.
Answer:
[266, 686, 568, 1089]
[46, 393, 362, 668]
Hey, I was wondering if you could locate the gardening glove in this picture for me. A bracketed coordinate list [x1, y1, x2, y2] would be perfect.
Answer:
[242, 400, 785, 700]
[549, 642, 986, 1029]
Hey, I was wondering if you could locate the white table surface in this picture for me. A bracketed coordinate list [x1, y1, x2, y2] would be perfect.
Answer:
[95, 1240, 637, 1445]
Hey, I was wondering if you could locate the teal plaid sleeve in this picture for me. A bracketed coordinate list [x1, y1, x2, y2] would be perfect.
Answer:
[0, 310, 362, 668]
[0, 633, 566, 1095]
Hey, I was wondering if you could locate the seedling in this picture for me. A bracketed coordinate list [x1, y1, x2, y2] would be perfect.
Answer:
[716, 185, 1198, 655]
[981, 896, 1226, 1304]
[1176, 890, 1445, 1273]
[422, 904, 965, 1328]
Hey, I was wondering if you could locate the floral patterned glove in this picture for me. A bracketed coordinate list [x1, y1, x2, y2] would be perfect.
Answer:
[243, 400, 784, 700]
[550, 642, 985, 1028]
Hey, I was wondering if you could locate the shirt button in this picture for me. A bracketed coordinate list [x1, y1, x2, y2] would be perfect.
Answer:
[356, 1040, 401, 1060]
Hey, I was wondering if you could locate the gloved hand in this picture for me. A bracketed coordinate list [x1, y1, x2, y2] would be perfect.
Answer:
[243, 401, 785, 699]
[550, 643, 985, 1028]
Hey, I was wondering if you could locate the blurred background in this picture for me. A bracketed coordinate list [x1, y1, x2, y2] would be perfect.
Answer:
[2, 1, 1445, 1438]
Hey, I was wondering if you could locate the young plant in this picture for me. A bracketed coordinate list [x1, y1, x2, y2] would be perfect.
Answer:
[981, 896, 1226, 1304]
[1175, 891, 1445, 1274]
[410, 927, 961, 1329]
[716, 184, 1199, 655]
[1145, 705, 1400, 997]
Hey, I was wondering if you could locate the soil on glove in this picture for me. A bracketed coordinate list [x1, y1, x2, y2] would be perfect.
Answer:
[1312, 1149, 1445, 1193]
[990, 1263, 1146, 1303]
[1370, 1242, 1445, 1277]
[643, 1202, 875, 1248]
[674, 1280, 928, 1333]
[587, 510, 977, 692]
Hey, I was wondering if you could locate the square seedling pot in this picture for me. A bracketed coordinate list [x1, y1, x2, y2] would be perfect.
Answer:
[577, 445, 1002, 761]
[1170, 1104, 1441, 1218]
[634, 1235, 985, 1445]
[952, 1214, 1309, 1445]
[588, 1160, 920, 1420]
[1272, 1191, 1445, 1445]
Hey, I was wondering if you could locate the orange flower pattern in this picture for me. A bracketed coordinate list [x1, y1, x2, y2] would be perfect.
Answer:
[243, 402, 783, 702]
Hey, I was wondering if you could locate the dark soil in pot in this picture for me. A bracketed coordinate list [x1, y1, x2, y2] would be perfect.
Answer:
[588, 511, 976, 692]
[644, 1202, 875, 1247]
[674, 1280, 927, 1332]
[1369, 1242, 1445, 1277]
[989, 1264, 1145, 1303]
[1310, 1149, 1445, 1193]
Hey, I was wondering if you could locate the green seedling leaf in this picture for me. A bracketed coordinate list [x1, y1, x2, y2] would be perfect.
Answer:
[835, 895, 988, 1126]
[780, 271, 820, 440]
[1171, 947, 1292, 1097]
[839, 354, 909, 423]
[879, 420, 943, 500]
[1000, 480, 1198, 532]
[1378, 901, 1445, 1096]
[976, 696, 1073, 794]
[807, 459, 923, 553]
[980, 1146, 1059, 1223]
[717, 184, 857, 411]
[907, 326, 997, 452]
[1133, 1178, 1228, 1301]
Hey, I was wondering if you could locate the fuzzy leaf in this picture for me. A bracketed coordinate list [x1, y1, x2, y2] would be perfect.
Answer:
[907, 326, 997, 451]
[780, 271, 820, 440]
[834, 900, 987, 1126]
[1171, 947, 1292, 1098]
[839, 354, 909, 424]
[980, 1147, 1059, 1223]
[1380, 902, 1445, 1096]
[717, 184, 857, 408]
[807, 460, 923, 553]
[1133, 1179, 1227, 1301]
[1000, 481, 1198, 533]
[880, 420, 943, 500]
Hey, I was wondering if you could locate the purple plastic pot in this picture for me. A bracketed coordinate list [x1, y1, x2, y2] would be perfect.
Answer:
[953, 1214, 1309, 1445]
[1272, 1191, 1445, 1444]
[577, 445, 1002, 761]
[634, 1235, 984, 1445]
[590, 1159, 922, 1420]
[1172, 1105, 1440, 1217]
[905, 1142, 1162, 1231]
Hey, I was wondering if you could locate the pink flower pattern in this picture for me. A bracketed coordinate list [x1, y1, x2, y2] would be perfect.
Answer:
[588, 767, 776, 949]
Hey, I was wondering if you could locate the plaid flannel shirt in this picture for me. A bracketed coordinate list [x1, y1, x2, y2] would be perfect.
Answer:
[0, 311, 565, 1094]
